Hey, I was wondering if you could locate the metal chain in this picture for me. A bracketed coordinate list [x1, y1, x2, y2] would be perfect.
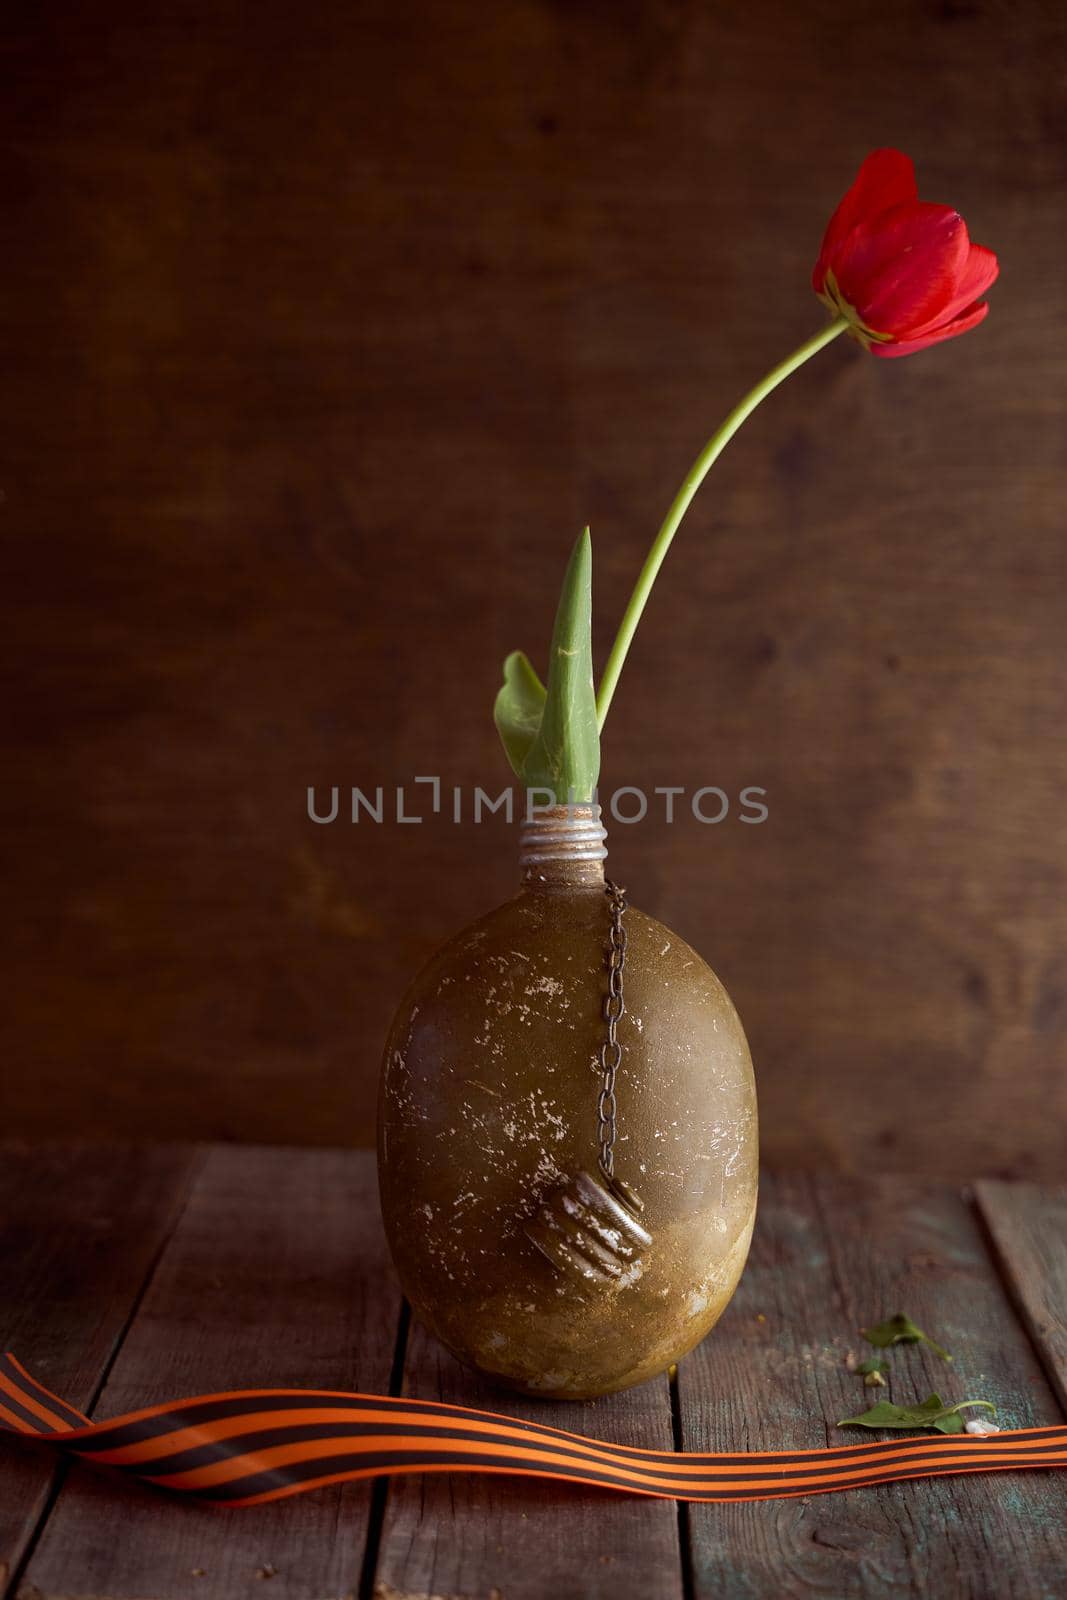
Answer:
[596, 879, 628, 1181]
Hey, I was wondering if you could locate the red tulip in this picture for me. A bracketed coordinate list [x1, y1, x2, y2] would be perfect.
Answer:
[813, 149, 998, 358]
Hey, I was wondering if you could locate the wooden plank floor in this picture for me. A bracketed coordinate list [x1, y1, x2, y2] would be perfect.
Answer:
[1, 1146, 1064, 1600]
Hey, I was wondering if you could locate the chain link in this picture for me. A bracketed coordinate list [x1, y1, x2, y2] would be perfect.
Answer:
[596, 879, 628, 1180]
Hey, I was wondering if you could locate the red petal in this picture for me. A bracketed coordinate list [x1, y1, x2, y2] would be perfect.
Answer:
[812, 149, 917, 292]
[831, 202, 970, 336]
[870, 299, 990, 358]
[903, 243, 998, 338]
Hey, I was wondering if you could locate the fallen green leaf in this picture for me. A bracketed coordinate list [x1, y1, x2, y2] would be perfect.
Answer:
[839, 1393, 995, 1434]
[861, 1313, 952, 1362]
[856, 1357, 886, 1376]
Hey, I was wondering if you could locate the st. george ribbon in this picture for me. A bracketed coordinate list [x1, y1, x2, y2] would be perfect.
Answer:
[2, 1352, 1066, 1508]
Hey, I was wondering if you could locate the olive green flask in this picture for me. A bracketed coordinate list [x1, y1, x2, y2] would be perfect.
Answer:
[378, 805, 757, 1398]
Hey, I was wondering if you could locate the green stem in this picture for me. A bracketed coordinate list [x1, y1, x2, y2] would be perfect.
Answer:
[595, 315, 850, 729]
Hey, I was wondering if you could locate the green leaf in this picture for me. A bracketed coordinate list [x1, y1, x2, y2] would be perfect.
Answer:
[861, 1313, 952, 1362]
[856, 1357, 887, 1376]
[493, 651, 547, 778]
[838, 1393, 996, 1434]
[520, 528, 601, 804]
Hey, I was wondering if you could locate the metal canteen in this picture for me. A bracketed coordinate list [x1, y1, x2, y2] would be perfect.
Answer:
[377, 805, 758, 1398]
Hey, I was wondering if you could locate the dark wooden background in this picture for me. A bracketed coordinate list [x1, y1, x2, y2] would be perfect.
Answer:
[2, 0, 1064, 1176]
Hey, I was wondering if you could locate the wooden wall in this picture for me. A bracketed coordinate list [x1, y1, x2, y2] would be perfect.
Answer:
[2, 0, 1064, 1177]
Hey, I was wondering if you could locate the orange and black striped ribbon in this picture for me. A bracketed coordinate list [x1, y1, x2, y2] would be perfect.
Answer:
[2, 1352, 1066, 1508]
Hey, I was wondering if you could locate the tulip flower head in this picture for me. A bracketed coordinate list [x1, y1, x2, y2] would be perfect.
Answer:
[813, 148, 998, 358]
